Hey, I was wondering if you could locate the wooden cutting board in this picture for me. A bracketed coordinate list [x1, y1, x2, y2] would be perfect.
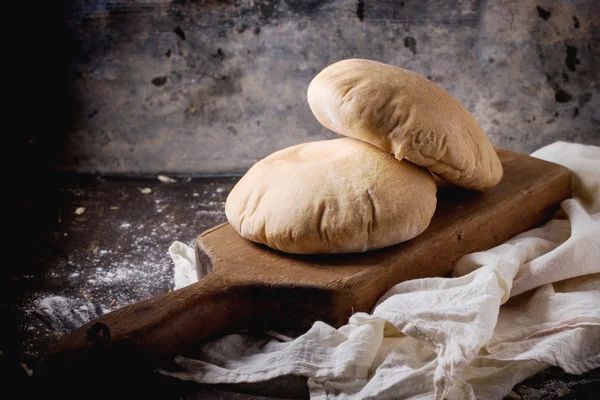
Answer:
[44, 149, 570, 373]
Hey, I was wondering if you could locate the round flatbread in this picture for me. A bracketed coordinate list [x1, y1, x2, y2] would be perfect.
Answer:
[225, 138, 437, 254]
[307, 59, 503, 191]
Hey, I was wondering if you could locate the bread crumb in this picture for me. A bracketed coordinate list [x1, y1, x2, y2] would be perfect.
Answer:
[21, 363, 33, 377]
[109, 300, 117, 307]
[75, 207, 86, 215]
[158, 175, 177, 183]
[138, 187, 152, 194]
[110, 206, 119, 210]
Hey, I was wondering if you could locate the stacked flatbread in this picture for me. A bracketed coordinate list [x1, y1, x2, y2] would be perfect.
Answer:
[226, 59, 503, 254]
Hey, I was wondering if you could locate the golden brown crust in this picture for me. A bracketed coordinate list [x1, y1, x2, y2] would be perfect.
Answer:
[225, 138, 437, 254]
[307, 59, 503, 191]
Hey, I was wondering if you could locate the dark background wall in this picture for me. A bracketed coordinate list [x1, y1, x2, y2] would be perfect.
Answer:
[61, 0, 599, 176]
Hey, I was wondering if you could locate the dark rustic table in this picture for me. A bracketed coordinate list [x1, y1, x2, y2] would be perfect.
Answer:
[2, 175, 598, 399]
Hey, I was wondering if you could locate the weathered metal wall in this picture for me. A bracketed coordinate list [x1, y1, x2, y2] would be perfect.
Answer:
[63, 0, 599, 175]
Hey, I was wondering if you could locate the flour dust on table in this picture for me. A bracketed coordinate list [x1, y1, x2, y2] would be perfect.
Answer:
[19, 228, 194, 361]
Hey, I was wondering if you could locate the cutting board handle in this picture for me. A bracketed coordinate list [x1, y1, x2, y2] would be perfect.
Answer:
[43, 271, 253, 373]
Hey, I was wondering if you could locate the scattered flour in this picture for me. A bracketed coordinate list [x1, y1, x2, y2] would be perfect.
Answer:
[515, 377, 600, 400]
[17, 182, 229, 366]
[196, 210, 223, 215]
[20, 234, 179, 361]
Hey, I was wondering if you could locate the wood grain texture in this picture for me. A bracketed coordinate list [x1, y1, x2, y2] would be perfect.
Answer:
[44, 149, 571, 374]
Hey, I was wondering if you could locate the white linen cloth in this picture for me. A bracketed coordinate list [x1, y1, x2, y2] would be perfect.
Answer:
[163, 142, 600, 399]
